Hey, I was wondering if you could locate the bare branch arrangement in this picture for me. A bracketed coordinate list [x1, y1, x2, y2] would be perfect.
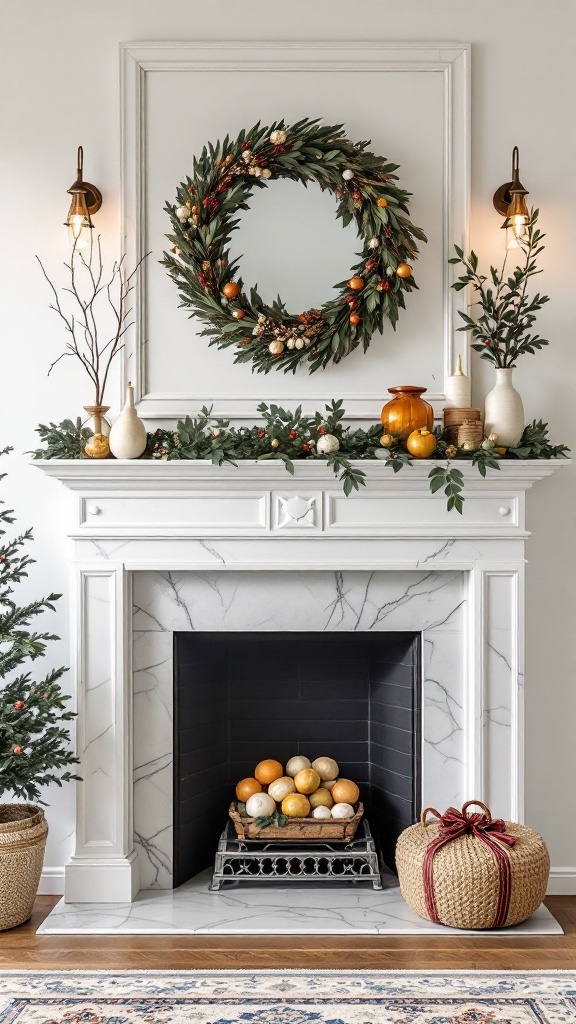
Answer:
[37, 237, 148, 406]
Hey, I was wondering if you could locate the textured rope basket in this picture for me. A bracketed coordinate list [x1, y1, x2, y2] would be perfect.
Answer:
[443, 407, 482, 444]
[396, 800, 549, 930]
[0, 804, 48, 930]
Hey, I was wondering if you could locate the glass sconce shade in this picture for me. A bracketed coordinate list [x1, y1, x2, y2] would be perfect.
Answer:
[64, 146, 102, 250]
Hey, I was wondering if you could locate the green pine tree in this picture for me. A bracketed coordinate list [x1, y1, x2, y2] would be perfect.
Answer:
[0, 448, 80, 803]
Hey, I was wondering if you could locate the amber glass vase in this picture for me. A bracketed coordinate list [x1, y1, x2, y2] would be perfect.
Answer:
[381, 386, 434, 439]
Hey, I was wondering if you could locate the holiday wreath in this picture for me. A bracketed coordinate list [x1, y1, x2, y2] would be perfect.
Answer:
[162, 118, 427, 374]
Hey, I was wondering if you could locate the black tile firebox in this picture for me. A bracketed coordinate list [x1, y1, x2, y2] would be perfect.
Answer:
[173, 631, 421, 888]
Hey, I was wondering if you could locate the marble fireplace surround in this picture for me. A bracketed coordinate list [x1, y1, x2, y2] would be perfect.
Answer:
[35, 458, 564, 905]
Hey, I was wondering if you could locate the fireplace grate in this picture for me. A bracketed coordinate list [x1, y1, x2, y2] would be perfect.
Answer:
[210, 819, 383, 890]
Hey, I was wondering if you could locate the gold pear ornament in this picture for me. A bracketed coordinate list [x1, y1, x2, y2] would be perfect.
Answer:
[109, 382, 147, 459]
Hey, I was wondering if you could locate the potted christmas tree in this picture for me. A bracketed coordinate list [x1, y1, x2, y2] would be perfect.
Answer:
[0, 449, 79, 929]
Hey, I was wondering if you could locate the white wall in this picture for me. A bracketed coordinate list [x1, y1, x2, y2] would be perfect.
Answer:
[1, 0, 575, 893]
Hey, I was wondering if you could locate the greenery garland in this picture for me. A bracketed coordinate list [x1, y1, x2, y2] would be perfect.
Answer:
[162, 118, 427, 374]
[31, 407, 569, 513]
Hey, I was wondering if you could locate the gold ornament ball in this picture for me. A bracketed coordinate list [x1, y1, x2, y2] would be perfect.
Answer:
[271, 438, 280, 449]
[377, 198, 388, 208]
[348, 276, 365, 291]
[232, 309, 246, 320]
[222, 281, 241, 299]
[380, 433, 394, 447]
[396, 263, 413, 279]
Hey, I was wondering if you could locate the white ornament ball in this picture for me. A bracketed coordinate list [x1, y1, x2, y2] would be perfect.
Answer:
[368, 237, 379, 249]
[312, 805, 332, 820]
[252, 166, 263, 177]
[242, 150, 252, 162]
[268, 776, 296, 802]
[295, 338, 305, 351]
[316, 433, 340, 455]
[270, 129, 287, 145]
[331, 802, 355, 819]
[269, 340, 284, 356]
[286, 755, 311, 778]
[323, 779, 337, 792]
[176, 206, 189, 221]
[312, 756, 339, 782]
[261, 168, 272, 179]
[342, 168, 354, 181]
[245, 792, 276, 818]
[386, 266, 394, 277]
[286, 338, 296, 350]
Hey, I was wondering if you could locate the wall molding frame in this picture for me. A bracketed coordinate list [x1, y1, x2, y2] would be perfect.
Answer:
[120, 41, 471, 422]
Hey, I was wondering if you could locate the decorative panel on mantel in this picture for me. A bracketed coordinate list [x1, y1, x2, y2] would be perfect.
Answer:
[121, 43, 470, 421]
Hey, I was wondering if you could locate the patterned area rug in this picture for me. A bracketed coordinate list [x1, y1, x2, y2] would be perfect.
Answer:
[0, 970, 574, 1023]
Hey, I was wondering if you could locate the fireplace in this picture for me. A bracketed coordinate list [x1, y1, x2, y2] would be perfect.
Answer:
[173, 630, 421, 886]
[33, 457, 563, 904]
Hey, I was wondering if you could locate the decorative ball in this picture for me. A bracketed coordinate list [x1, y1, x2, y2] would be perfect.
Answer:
[269, 340, 284, 356]
[286, 338, 296, 350]
[323, 779, 337, 792]
[377, 198, 388, 208]
[316, 433, 340, 455]
[254, 759, 284, 785]
[268, 776, 296, 802]
[13, 701, 25, 710]
[312, 805, 332, 820]
[348, 277, 365, 291]
[232, 309, 246, 319]
[481, 437, 496, 450]
[342, 168, 354, 181]
[12, 746, 23, 755]
[271, 438, 280, 449]
[270, 129, 287, 145]
[386, 266, 394, 276]
[294, 338, 305, 350]
[294, 768, 321, 794]
[286, 755, 311, 777]
[380, 433, 394, 447]
[282, 793, 311, 818]
[312, 756, 339, 781]
[261, 168, 272, 179]
[236, 777, 262, 802]
[445, 444, 458, 459]
[242, 150, 252, 162]
[396, 263, 413, 279]
[176, 206, 189, 220]
[309, 788, 334, 809]
[368, 237, 379, 249]
[331, 802, 355, 819]
[331, 778, 360, 805]
[222, 281, 241, 299]
[349, 313, 360, 325]
[245, 792, 276, 818]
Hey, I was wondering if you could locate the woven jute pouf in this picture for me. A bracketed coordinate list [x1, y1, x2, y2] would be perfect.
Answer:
[0, 804, 48, 930]
[396, 800, 549, 930]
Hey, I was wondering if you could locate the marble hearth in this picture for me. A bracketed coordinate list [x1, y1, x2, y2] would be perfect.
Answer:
[35, 458, 565, 928]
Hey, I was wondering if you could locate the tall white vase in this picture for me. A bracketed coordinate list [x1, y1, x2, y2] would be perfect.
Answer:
[484, 368, 525, 447]
[109, 382, 147, 459]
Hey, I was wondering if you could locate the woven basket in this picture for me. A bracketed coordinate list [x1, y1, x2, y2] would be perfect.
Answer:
[229, 801, 363, 841]
[396, 800, 549, 930]
[0, 804, 48, 930]
[443, 407, 482, 445]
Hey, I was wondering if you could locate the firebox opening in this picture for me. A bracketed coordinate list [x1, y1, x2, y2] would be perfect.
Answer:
[173, 631, 421, 889]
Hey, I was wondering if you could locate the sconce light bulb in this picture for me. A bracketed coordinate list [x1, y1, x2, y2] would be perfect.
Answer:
[506, 214, 529, 250]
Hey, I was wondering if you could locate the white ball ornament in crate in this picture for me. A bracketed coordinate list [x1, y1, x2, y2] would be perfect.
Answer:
[245, 792, 276, 818]
[312, 806, 332, 820]
[316, 433, 340, 455]
[286, 755, 311, 777]
[331, 803, 355, 819]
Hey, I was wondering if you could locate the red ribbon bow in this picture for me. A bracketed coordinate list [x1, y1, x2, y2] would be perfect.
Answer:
[421, 800, 517, 928]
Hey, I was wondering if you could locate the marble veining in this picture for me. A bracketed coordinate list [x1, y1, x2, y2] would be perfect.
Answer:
[38, 869, 561, 936]
[132, 569, 468, 889]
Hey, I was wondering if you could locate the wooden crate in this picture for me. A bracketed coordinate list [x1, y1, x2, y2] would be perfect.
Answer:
[229, 801, 363, 841]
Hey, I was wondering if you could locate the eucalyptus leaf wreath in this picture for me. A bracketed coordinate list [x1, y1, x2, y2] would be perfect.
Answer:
[162, 118, 427, 374]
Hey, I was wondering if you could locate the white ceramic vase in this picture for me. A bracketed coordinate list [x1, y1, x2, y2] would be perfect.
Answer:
[109, 382, 147, 459]
[484, 368, 524, 447]
[444, 354, 472, 408]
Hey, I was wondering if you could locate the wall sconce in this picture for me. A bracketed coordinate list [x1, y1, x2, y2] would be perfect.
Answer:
[493, 146, 530, 250]
[64, 146, 102, 250]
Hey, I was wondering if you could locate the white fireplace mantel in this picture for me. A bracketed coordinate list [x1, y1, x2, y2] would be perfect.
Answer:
[35, 458, 567, 903]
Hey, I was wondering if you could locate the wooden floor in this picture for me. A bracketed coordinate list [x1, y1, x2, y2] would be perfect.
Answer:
[0, 896, 575, 970]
